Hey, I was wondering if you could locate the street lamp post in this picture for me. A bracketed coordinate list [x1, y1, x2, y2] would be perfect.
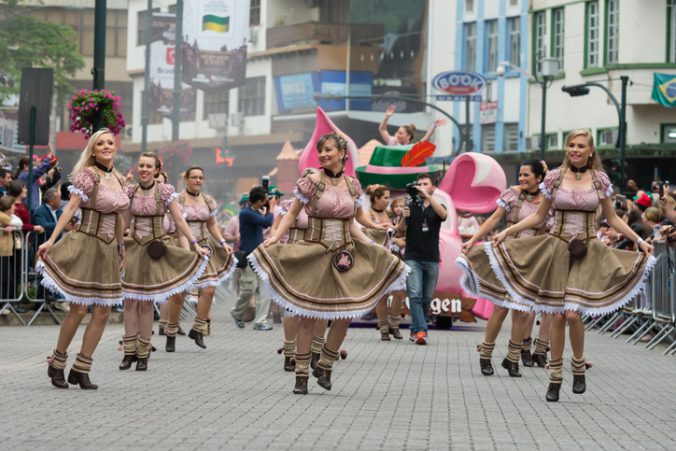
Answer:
[561, 75, 629, 188]
[92, 0, 107, 130]
[536, 57, 559, 161]
[496, 59, 558, 159]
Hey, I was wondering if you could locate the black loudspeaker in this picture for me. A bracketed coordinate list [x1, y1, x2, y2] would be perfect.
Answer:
[17, 68, 54, 145]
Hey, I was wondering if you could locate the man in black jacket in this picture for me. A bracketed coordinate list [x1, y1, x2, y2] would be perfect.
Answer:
[396, 174, 447, 345]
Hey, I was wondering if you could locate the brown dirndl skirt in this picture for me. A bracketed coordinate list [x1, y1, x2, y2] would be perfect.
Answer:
[37, 230, 123, 306]
[456, 235, 656, 315]
[249, 240, 409, 320]
[363, 228, 389, 246]
[194, 235, 236, 288]
[121, 234, 208, 302]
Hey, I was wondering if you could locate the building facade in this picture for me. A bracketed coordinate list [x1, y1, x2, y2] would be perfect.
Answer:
[126, 0, 454, 198]
[528, 0, 676, 184]
[452, 0, 529, 154]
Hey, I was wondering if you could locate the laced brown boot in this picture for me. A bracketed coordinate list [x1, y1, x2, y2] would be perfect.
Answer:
[294, 352, 311, 395]
[135, 337, 151, 371]
[47, 349, 68, 389]
[293, 376, 308, 395]
[119, 335, 137, 370]
[477, 342, 496, 376]
[68, 354, 98, 390]
[389, 326, 403, 340]
[313, 366, 332, 391]
[189, 318, 208, 349]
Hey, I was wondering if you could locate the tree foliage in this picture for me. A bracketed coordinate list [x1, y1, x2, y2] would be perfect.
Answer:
[0, 9, 85, 101]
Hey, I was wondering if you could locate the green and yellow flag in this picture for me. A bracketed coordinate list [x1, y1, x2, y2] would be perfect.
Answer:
[202, 14, 229, 33]
[652, 72, 676, 108]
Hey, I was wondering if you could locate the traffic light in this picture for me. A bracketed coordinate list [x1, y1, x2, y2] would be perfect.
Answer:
[214, 147, 233, 167]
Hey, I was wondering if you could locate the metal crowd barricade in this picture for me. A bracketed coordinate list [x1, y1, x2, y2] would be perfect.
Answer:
[2, 228, 213, 327]
[22, 231, 62, 326]
[582, 240, 675, 356]
[644, 241, 675, 353]
[0, 230, 64, 326]
[0, 230, 26, 325]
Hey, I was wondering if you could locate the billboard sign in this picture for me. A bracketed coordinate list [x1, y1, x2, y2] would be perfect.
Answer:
[479, 101, 498, 124]
[274, 73, 318, 113]
[181, 0, 250, 92]
[149, 13, 196, 120]
[432, 71, 486, 96]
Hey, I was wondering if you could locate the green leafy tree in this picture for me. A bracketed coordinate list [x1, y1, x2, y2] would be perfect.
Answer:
[0, 2, 85, 101]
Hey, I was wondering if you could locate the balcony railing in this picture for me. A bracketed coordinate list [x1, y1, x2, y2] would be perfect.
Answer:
[266, 22, 384, 49]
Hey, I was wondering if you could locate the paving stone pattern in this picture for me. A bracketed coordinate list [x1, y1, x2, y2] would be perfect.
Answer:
[1, 300, 675, 450]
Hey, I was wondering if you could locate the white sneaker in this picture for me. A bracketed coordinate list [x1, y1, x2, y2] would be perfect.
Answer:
[53, 302, 70, 312]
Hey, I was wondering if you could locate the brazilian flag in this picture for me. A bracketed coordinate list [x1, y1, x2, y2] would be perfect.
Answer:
[202, 14, 229, 33]
[652, 72, 676, 107]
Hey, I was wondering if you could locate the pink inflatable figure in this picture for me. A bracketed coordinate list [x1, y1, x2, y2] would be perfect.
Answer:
[434, 153, 506, 320]
[297, 107, 359, 177]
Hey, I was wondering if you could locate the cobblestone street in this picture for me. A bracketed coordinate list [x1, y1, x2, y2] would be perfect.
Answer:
[1, 301, 675, 450]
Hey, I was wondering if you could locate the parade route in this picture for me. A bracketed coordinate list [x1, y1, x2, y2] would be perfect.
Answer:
[1, 302, 675, 451]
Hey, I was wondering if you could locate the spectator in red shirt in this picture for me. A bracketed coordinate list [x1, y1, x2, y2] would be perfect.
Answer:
[6, 180, 45, 236]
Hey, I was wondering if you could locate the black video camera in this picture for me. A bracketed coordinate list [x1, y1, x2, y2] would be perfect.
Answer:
[406, 181, 422, 206]
[261, 175, 270, 190]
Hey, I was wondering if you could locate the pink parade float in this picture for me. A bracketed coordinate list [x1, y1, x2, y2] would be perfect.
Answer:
[297, 107, 506, 325]
[434, 153, 506, 323]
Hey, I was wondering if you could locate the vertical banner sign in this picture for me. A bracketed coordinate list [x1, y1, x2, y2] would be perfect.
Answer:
[182, 0, 250, 92]
[149, 13, 197, 120]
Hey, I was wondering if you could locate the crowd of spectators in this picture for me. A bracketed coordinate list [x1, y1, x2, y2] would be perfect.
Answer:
[0, 151, 70, 314]
[599, 179, 675, 251]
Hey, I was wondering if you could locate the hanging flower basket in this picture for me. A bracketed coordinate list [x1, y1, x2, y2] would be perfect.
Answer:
[67, 89, 125, 138]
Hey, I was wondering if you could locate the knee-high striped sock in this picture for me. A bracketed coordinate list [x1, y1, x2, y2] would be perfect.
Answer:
[50, 349, 68, 370]
[310, 334, 325, 356]
[72, 353, 93, 375]
[166, 322, 178, 338]
[377, 320, 388, 333]
[571, 356, 586, 376]
[549, 358, 563, 385]
[136, 336, 151, 359]
[295, 352, 311, 377]
[533, 337, 548, 356]
[192, 317, 208, 335]
[317, 344, 340, 372]
[283, 340, 296, 358]
[479, 341, 496, 359]
[388, 314, 400, 329]
[158, 319, 167, 330]
[506, 340, 522, 363]
[123, 335, 137, 357]
[522, 336, 532, 352]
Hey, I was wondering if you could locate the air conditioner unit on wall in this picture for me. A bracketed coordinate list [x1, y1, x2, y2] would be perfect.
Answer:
[229, 112, 244, 128]
[208, 113, 228, 129]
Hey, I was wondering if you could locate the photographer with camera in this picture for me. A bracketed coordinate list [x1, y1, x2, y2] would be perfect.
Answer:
[396, 174, 447, 345]
[230, 185, 275, 331]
